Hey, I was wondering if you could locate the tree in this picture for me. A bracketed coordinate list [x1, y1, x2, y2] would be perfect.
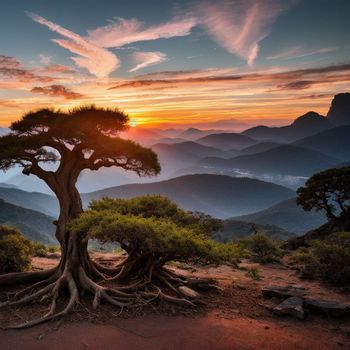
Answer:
[297, 167, 350, 220]
[68, 196, 239, 307]
[0, 106, 160, 327]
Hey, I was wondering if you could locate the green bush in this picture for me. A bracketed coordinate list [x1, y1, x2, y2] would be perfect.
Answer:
[31, 242, 48, 257]
[238, 233, 281, 263]
[246, 267, 262, 281]
[70, 196, 242, 266]
[89, 195, 223, 236]
[0, 225, 32, 273]
[288, 232, 350, 286]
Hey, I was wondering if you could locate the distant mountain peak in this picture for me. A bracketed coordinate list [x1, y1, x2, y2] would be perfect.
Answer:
[327, 92, 350, 126]
[291, 111, 329, 127]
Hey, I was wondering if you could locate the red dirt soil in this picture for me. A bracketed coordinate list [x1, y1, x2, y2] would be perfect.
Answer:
[1, 254, 349, 350]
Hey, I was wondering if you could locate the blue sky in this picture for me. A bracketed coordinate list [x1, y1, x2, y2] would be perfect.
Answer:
[1, 0, 350, 127]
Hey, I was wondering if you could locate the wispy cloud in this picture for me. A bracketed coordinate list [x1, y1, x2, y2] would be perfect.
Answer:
[39, 54, 52, 65]
[266, 46, 338, 60]
[109, 62, 350, 90]
[196, 0, 296, 65]
[0, 54, 53, 83]
[86, 17, 197, 48]
[40, 64, 77, 74]
[27, 12, 119, 78]
[129, 51, 167, 73]
[31, 84, 84, 99]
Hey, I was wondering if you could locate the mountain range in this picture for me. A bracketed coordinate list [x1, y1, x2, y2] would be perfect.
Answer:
[83, 174, 294, 219]
[233, 198, 326, 234]
[200, 145, 339, 177]
[215, 219, 296, 242]
[196, 133, 256, 150]
[0, 199, 55, 243]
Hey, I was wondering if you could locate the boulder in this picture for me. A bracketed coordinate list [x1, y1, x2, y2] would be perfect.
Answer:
[178, 286, 200, 299]
[262, 285, 307, 298]
[273, 297, 305, 320]
[304, 298, 349, 318]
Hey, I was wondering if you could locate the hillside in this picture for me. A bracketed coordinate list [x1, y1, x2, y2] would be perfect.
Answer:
[294, 126, 350, 161]
[214, 219, 296, 242]
[233, 198, 326, 234]
[0, 199, 55, 243]
[152, 141, 233, 176]
[0, 187, 58, 216]
[83, 174, 294, 218]
[238, 142, 282, 155]
[196, 133, 256, 150]
[200, 145, 338, 176]
[242, 112, 331, 142]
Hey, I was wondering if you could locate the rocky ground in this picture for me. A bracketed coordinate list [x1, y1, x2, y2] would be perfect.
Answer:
[0, 253, 349, 350]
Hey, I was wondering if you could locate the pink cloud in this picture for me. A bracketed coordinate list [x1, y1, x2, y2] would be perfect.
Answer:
[86, 17, 197, 48]
[197, 0, 296, 65]
[129, 51, 167, 73]
[28, 12, 119, 78]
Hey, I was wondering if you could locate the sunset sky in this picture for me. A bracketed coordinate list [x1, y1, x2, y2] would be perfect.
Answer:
[1, 0, 350, 129]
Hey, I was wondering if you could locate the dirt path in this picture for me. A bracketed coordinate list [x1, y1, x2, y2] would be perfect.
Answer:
[1, 255, 349, 349]
[1, 312, 348, 350]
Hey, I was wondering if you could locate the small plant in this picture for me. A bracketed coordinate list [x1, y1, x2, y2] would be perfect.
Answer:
[0, 225, 32, 273]
[246, 267, 262, 281]
[238, 233, 281, 263]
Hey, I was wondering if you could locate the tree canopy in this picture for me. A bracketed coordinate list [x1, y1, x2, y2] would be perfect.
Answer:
[0, 106, 160, 184]
[297, 167, 350, 220]
[71, 195, 238, 265]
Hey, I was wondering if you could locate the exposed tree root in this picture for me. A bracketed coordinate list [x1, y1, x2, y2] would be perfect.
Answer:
[0, 253, 219, 329]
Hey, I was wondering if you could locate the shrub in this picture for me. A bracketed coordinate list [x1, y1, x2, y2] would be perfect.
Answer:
[31, 242, 60, 257]
[0, 225, 32, 273]
[89, 195, 223, 236]
[70, 196, 242, 266]
[288, 232, 350, 286]
[246, 267, 262, 281]
[31, 242, 49, 257]
[238, 233, 281, 263]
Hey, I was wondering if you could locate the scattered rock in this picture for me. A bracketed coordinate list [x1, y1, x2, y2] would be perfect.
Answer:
[273, 297, 305, 320]
[178, 286, 200, 299]
[262, 285, 307, 298]
[260, 297, 282, 311]
[47, 253, 60, 259]
[304, 298, 349, 318]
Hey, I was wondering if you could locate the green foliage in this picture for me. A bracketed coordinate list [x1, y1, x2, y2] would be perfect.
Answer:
[89, 195, 223, 236]
[70, 196, 240, 265]
[288, 232, 350, 286]
[31, 242, 59, 257]
[238, 233, 281, 263]
[0, 225, 32, 273]
[245, 267, 262, 281]
[297, 167, 350, 220]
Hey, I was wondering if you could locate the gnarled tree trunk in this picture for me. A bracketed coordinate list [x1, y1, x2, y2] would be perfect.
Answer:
[0, 167, 216, 329]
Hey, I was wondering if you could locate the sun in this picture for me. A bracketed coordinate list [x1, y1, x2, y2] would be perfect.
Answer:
[129, 118, 138, 128]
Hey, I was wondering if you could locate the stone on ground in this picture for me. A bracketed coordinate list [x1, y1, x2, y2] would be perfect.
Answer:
[273, 297, 305, 320]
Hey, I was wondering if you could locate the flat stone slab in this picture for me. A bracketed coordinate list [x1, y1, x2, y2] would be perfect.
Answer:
[304, 298, 349, 318]
[262, 285, 307, 298]
[273, 297, 305, 320]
